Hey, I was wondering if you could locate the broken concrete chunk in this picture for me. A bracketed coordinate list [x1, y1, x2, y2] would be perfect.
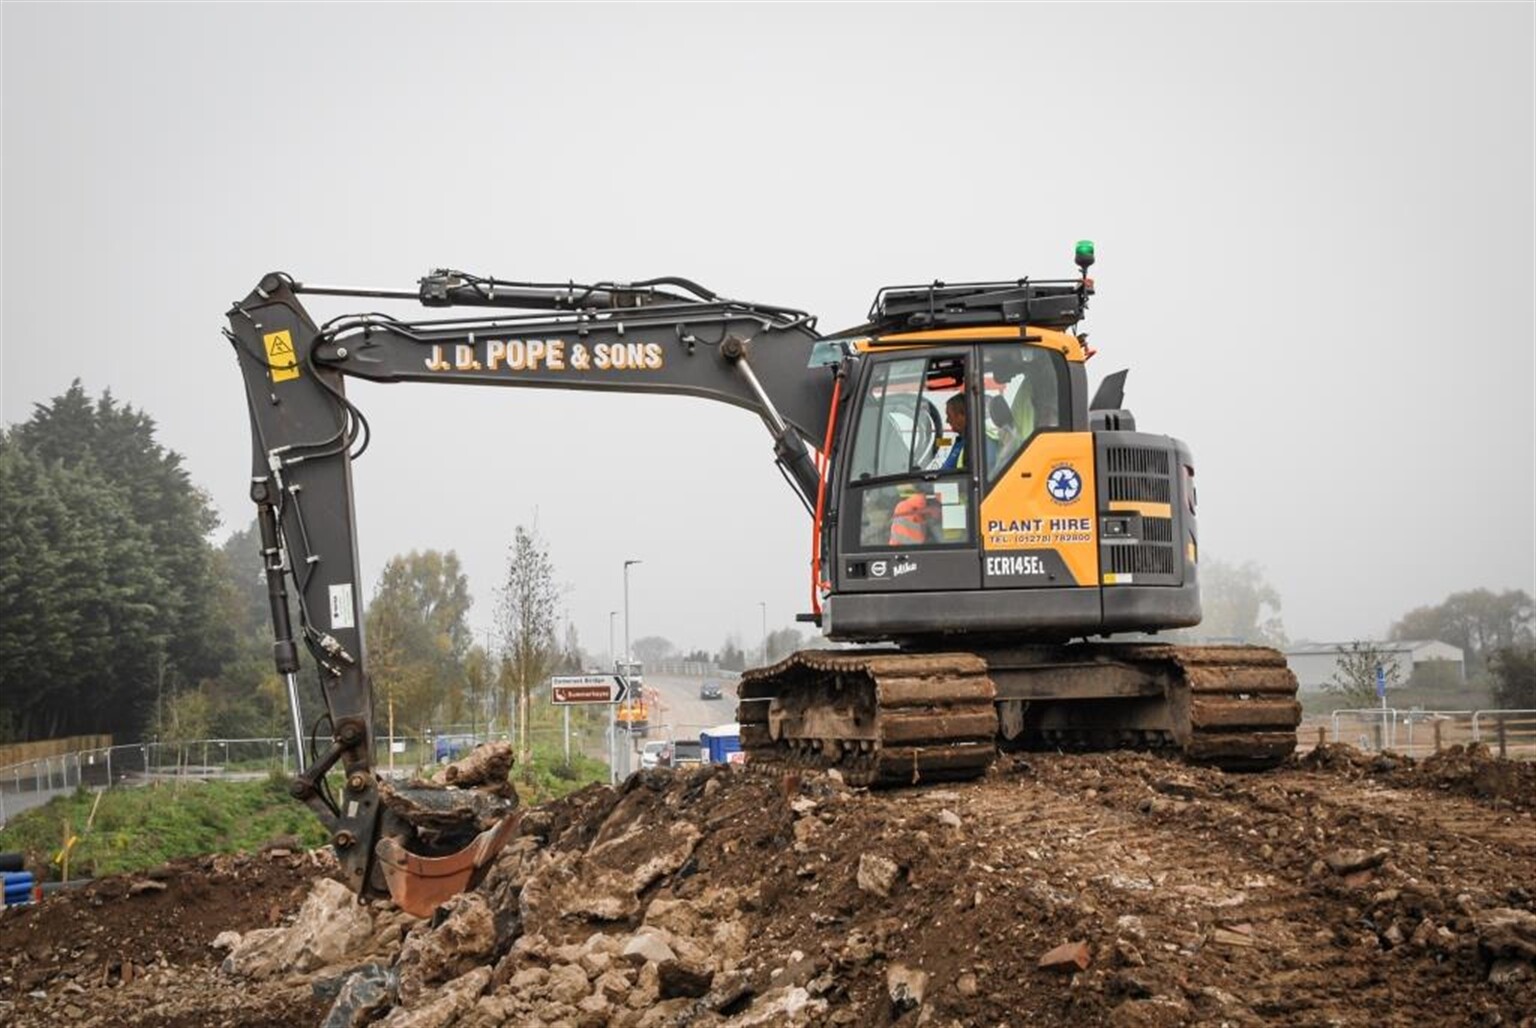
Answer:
[1323, 848, 1389, 876]
[658, 957, 714, 999]
[622, 934, 677, 966]
[887, 963, 929, 1010]
[857, 853, 903, 897]
[321, 964, 397, 1028]
[1038, 941, 1091, 973]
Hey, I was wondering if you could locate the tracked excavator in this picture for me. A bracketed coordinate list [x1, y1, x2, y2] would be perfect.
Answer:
[225, 243, 1299, 913]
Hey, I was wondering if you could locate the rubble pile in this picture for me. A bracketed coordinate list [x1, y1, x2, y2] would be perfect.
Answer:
[2, 746, 1533, 1026]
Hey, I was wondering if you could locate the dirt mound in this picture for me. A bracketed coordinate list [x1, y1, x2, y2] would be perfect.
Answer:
[4, 752, 1535, 1026]
[1298, 742, 1536, 808]
[0, 848, 336, 1026]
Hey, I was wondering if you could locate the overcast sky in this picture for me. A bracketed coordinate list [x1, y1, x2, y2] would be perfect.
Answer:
[3, 4, 1531, 660]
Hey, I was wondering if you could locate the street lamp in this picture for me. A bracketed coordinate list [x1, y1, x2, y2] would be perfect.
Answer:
[623, 560, 642, 663]
[759, 601, 768, 666]
[608, 610, 619, 670]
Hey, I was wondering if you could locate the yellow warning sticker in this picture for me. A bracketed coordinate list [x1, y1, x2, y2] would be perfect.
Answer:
[263, 330, 300, 383]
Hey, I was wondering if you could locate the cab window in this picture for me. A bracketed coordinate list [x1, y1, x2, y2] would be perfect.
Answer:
[981, 345, 1068, 483]
[846, 354, 972, 548]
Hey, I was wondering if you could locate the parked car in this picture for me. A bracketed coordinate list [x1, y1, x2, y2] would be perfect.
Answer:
[640, 740, 668, 770]
[699, 681, 723, 700]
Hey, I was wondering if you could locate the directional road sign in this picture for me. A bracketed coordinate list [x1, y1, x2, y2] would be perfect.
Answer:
[551, 675, 624, 705]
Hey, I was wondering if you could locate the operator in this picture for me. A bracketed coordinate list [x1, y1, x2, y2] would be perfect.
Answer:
[940, 394, 970, 470]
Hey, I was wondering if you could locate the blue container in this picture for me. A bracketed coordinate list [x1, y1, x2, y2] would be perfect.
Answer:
[700, 723, 742, 764]
[3, 870, 33, 905]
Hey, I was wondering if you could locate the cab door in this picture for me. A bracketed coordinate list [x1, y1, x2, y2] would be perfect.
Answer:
[834, 349, 982, 593]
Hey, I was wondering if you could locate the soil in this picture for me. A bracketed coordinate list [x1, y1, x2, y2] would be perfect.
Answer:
[2, 744, 1532, 1027]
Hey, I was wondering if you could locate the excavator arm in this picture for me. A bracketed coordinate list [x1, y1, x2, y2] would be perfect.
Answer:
[224, 270, 839, 909]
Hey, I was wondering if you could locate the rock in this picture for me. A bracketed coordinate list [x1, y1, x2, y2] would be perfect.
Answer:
[622, 934, 676, 966]
[544, 963, 591, 1006]
[1323, 848, 1389, 876]
[1038, 941, 1091, 973]
[222, 879, 373, 979]
[1114, 940, 1145, 967]
[321, 964, 397, 1028]
[1488, 959, 1532, 985]
[1107, 997, 1193, 1028]
[377, 966, 489, 1028]
[1476, 907, 1536, 961]
[210, 931, 241, 952]
[955, 971, 979, 997]
[508, 966, 549, 991]
[395, 892, 496, 1006]
[726, 985, 826, 1027]
[937, 809, 962, 829]
[857, 853, 903, 897]
[887, 962, 929, 1011]
[576, 991, 612, 1025]
[579, 949, 613, 977]
[658, 957, 714, 999]
[840, 930, 876, 966]
[128, 880, 167, 896]
[1115, 915, 1147, 941]
[594, 968, 635, 1003]
[1211, 928, 1255, 949]
[635, 998, 697, 1028]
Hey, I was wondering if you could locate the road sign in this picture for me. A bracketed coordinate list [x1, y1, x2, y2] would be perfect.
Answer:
[551, 675, 623, 705]
[1374, 664, 1387, 699]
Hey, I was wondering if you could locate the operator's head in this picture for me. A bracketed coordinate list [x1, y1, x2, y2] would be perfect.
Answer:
[946, 393, 967, 432]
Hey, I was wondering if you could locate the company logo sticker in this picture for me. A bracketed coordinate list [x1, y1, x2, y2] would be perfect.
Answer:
[870, 561, 888, 578]
[1046, 464, 1083, 504]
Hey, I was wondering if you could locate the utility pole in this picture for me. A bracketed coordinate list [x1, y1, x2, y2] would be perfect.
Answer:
[608, 610, 619, 670]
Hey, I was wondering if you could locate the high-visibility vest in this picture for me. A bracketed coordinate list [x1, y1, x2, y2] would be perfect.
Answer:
[889, 494, 931, 545]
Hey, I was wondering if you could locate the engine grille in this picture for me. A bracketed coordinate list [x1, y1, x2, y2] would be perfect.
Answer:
[1102, 445, 1180, 584]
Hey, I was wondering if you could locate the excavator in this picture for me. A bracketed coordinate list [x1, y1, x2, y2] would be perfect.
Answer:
[224, 243, 1300, 913]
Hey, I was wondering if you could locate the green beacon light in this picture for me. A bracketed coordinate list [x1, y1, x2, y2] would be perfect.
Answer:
[1074, 239, 1096, 273]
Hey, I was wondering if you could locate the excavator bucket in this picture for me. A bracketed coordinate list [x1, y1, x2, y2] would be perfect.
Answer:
[368, 742, 521, 917]
[376, 813, 520, 917]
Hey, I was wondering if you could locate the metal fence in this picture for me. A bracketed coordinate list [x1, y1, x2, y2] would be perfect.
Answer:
[0, 723, 620, 827]
[1299, 708, 1536, 759]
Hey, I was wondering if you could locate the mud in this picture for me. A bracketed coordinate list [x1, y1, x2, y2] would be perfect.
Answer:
[2, 746, 1532, 1027]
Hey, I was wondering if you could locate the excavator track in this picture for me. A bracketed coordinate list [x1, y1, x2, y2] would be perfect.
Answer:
[1142, 643, 1302, 770]
[737, 651, 998, 787]
[998, 643, 1301, 772]
[738, 644, 1300, 786]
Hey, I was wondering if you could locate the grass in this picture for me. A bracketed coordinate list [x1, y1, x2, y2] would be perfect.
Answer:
[0, 774, 328, 880]
[0, 744, 612, 881]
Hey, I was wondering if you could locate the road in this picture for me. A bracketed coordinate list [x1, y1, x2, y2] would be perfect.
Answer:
[639, 673, 739, 744]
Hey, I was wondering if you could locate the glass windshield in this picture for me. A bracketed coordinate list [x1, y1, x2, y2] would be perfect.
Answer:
[981, 345, 1067, 482]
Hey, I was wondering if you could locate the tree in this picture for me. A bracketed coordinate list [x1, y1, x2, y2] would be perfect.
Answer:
[1183, 558, 1287, 646]
[1488, 645, 1536, 709]
[555, 623, 585, 674]
[495, 525, 560, 767]
[1391, 589, 1535, 673]
[765, 627, 804, 664]
[631, 636, 676, 666]
[0, 430, 167, 739]
[0, 382, 229, 741]
[715, 635, 745, 672]
[1324, 641, 1403, 707]
[365, 550, 474, 735]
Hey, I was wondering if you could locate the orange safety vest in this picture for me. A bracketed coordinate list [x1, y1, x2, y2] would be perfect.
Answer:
[889, 493, 932, 545]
